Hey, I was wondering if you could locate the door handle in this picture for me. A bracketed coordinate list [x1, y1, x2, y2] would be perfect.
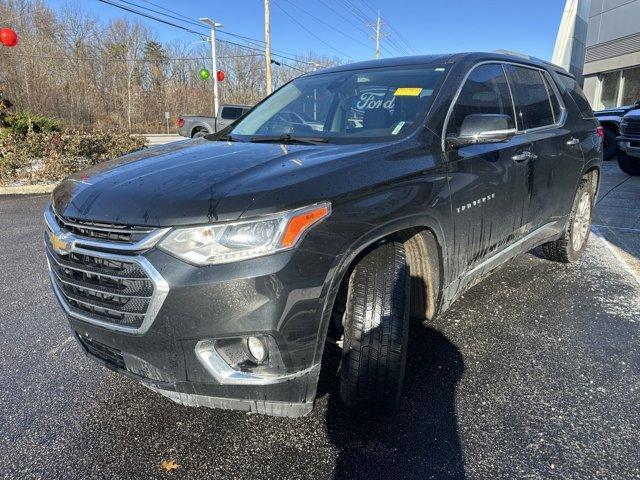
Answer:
[512, 151, 537, 162]
[566, 137, 580, 146]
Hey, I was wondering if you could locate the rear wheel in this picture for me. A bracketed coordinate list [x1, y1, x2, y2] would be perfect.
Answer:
[192, 129, 207, 138]
[542, 178, 594, 263]
[340, 242, 410, 416]
[618, 152, 640, 176]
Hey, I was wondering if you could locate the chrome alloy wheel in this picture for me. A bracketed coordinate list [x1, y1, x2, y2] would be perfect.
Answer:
[572, 192, 592, 251]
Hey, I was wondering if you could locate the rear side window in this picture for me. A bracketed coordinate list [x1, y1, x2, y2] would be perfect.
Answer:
[541, 72, 564, 122]
[446, 63, 516, 137]
[557, 74, 595, 118]
[220, 107, 244, 120]
[506, 65, 555, 130]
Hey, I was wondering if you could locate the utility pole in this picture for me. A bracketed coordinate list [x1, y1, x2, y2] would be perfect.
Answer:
[264, 0, 272, 95]
[370, 10, 388, 59]
[200, 17, 223, 117]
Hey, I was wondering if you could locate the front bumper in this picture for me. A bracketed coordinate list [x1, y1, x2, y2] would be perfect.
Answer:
[618, 135, 640, 158]
[45, 207, 337, 417]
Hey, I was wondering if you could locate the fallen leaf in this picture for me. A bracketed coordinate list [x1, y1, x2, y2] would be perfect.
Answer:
[160, 459, 180, 472]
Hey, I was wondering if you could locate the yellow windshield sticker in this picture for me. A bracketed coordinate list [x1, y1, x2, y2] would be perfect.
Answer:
[394, 87, 423, 96]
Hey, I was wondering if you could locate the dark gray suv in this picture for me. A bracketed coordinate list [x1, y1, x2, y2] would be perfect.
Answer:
[45, 52, 602, 417]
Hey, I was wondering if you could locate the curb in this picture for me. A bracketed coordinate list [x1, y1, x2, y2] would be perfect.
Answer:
[0, 183, 57, 195]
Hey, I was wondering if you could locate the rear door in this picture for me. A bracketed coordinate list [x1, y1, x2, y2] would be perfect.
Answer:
[505, 64, 585, 232]
[444, 63, 531, 275]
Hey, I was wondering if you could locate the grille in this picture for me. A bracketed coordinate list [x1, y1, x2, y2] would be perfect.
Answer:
[77, 335, 126, 369]
[53, 210, 154, 244]
[46, 235, 155, 329]
[621, 119, 640, 136]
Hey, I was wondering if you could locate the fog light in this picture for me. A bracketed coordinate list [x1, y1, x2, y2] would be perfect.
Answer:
[247, 336, 267, 363]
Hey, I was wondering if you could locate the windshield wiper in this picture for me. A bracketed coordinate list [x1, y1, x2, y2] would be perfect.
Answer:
[249, 134, 328, 145]
[215, 133, 236, 142]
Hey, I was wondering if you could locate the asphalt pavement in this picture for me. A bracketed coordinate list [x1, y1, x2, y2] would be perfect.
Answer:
[0, 162, 638, 480]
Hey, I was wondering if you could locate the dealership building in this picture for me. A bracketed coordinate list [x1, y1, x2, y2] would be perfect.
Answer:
[581, 0, 640, 109]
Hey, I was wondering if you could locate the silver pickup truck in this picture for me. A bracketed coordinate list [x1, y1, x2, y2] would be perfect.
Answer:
[177, 104, 252, 138]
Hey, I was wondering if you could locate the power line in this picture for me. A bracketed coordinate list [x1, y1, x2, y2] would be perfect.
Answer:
[314, 0, 371, 37]
[0, 52, 265, 62]
[332, 0, 395, 57]
[356, 0, 417, 55]
[96, 0, 313, 66]
[341, 0, 375, 24]
[381, 17, 418, 55]
[137, 0, 197, 23]
[106, 0, 304, 59]
[359, 0, 378, 16]
[278, 0, 371, 50]
[271, 0, 354, 60]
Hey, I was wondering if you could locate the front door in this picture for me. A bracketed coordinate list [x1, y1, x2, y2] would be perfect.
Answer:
[444, 63, 529, 279]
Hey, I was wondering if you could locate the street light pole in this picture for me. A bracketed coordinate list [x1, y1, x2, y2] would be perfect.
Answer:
[200, 17, 223, 117]
[264, 0, 272, 95]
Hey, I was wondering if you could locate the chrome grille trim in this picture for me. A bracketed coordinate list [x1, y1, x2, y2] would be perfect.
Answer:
[45, 206, 169, 334]
[50, 267, 152, 300]
[54, 211, 154, 235]
[46, 206, 171, 252]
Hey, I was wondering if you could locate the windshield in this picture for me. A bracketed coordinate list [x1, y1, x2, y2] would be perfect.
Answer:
[230, 65, 447, 143]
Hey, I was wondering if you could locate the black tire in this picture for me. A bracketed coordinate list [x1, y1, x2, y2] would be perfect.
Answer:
[602, 126, 619, 161]
[340, 241, 410, 415]
[192, 129, 207, 138]
[542, 178, 594, 263]
[618, 151, 640, 176]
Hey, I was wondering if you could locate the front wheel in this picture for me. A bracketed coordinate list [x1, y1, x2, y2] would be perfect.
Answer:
[340, 242, 410, 416]
[618, 152, 640, 176]
[542, 178, 594, 263]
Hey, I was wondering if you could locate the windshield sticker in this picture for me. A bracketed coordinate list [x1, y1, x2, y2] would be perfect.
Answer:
[394, 87, 423, 96]
[391, 122, 406, 135]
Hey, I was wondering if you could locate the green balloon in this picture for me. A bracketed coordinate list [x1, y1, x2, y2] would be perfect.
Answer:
[199, 68, 211, 80]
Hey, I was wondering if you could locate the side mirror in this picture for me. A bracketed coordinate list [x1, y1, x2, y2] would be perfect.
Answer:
[634, 100, 640, 108]
[447, 114, 516, 148]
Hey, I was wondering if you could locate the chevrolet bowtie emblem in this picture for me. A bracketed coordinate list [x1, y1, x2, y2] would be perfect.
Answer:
[49, 231, 74, 255]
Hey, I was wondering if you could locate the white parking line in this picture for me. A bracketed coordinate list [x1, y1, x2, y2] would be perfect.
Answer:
[592, 226, 640, 287]
[592, 224, 640, 233]
[47, 335, 74, 356]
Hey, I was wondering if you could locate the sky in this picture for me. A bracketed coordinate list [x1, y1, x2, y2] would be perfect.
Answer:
[45, 0, 567, 63]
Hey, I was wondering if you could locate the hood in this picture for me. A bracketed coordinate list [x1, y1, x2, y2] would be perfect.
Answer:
[52, 138, 380, 227]
[623, 108, 640, 120]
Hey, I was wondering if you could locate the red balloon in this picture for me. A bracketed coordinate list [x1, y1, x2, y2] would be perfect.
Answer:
[0, 28, 18, 47]
[216, 70, 225, 82]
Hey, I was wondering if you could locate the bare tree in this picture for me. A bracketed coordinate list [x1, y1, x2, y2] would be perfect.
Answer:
[0, 0, 341, 133]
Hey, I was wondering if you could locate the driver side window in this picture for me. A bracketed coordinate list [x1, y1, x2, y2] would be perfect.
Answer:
[447, 64, 516, 137]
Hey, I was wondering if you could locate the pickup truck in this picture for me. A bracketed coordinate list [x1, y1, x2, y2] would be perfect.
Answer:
[45, 52, 602, 417]
[617, 106, 640, 175]
[595, 101, 640, 160]
[177, 104, 251, 138]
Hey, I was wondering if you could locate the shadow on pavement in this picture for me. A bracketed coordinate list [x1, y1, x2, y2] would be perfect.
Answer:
[320, 318, 466, 480]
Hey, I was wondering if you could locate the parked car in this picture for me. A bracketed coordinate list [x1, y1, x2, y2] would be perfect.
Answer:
[45, 52, 602, 418]
[594, 101, 640, 160]
[177, 104, 251, 138]
[617, 106, 640, 175]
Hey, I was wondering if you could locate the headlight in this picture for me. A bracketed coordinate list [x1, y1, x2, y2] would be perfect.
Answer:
[158, 202, 331, 265]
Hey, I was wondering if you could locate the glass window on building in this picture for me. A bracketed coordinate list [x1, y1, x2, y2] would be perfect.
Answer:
[600, 71, 621, 108]
[622, 67, 640, 106]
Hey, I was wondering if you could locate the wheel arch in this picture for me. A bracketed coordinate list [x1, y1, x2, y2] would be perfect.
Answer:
[599, 120, 619, 135]
[582, 165, 601, 197]
[312, 216, 447, 366]
[190, 125, 208, 137]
